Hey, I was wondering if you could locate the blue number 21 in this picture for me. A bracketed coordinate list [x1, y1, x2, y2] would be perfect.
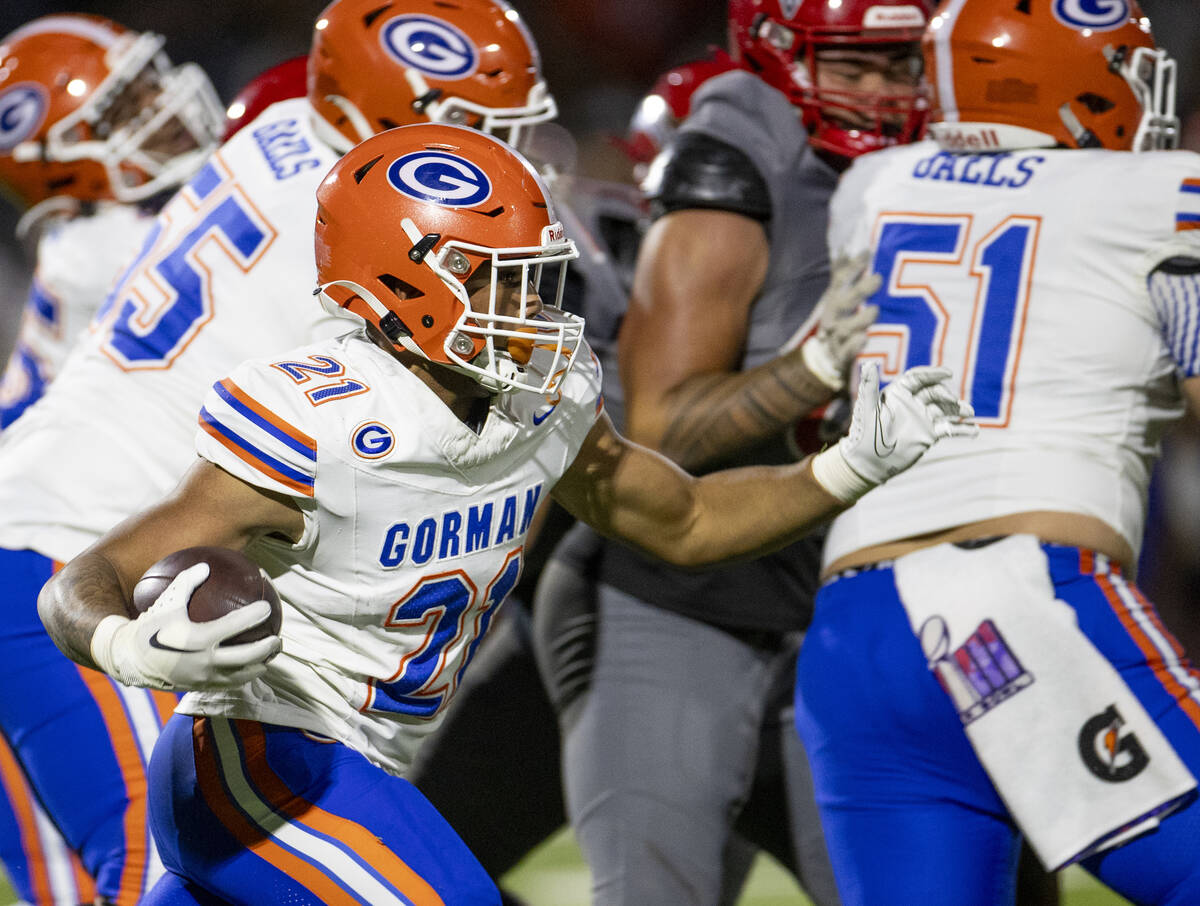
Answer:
[97, 161, 275, 370]
[867, 214, 1040, 427]
[366, 550, 523, 719]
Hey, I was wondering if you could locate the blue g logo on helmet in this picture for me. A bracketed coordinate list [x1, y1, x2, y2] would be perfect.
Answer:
[380, 15, 477, 79]
[1051, 0, 1130, 31]
[352, 421, 395, 459]
[0, 84, 47, 151]
[387, 150, 492, 207]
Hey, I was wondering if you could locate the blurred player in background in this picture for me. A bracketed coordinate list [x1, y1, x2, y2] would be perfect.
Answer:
[529, 2, 940, 903]
[38, 120, 972, 906]
[0, 14, 223, 904]
[793, 1, 1200, 903]
[219, 55, 307, 143]
[0, 0, 555, 902]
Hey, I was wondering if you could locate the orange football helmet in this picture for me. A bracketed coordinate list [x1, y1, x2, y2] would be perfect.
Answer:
[0, 14, 223, 210]
[924, 0, 1177, 151]
[308, 0, 556, 153]
[315, 123, 582, 394]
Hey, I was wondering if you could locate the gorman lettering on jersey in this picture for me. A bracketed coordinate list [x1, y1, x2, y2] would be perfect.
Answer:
[379, 482, 543, 567]
[912, 149, 1046, 189]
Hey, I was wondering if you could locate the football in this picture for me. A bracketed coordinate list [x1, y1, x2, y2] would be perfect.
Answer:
[132, 546, 282, 646]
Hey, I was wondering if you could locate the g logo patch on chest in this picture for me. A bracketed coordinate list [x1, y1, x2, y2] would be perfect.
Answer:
[352, 420, 395, 459]
[386, 150, 492, 207]
[380, 15, 478, 79]
[1051, 0, 1130, 32]
[0, 84, 47, 151]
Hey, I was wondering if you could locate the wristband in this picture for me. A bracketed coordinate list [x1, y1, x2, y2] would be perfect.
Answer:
[800, 336, 845, 392]
[811, 444, 874, 504]
[90, 614, 131, 677]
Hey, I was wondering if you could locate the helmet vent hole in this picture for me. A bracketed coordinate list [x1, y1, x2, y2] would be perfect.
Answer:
[1015, 0, 1032, 13]
[1076, 93, 1115, 114]
[362, 5, 393, 28]
[379, 117, 402, 130]
[378, 273, 424, 300]
[353, 155, 384, 184]
[479, 206, 505, 218]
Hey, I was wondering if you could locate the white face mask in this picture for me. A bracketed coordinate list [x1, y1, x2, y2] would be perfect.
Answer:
[13, 32, 224, 201]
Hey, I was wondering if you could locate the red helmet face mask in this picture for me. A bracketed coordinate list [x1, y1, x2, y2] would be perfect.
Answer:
[0, 14, 223, 210]
[728, 0, 932, 162]
[923, 0, 1177, 152]
[315, 123, 583, 395]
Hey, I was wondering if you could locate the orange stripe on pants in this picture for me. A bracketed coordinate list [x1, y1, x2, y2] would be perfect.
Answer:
[1093, 572, 1200, 731]
[74, 666, 149, 906]
[232, 719, 445, 906]
[0, 734, 54, 904]
[192, 718, 357, 905]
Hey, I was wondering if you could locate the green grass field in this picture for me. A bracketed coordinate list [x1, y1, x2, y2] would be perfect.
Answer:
[501, 827, 1134, 906]
[0, 829, 1134, 904]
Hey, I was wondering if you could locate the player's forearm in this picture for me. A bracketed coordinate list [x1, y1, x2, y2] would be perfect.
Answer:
[38, 553, 132, 669]
[650, 349, 834, 471]
[633, 457, 847, 567]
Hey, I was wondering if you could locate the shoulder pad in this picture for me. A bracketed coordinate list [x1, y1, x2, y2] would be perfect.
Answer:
[645, 132, 771, 222]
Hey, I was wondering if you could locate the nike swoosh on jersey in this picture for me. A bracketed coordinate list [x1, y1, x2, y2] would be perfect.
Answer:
[532, 406, 557, 426]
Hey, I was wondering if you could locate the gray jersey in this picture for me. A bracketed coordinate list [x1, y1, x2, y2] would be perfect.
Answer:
[599, 70, 837, 632]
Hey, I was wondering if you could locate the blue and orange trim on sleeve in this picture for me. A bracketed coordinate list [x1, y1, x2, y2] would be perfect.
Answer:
[1177, 178, 1200, 231]
[199, 379, 316, 497]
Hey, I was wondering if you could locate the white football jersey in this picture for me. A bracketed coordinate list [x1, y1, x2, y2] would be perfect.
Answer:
[178, 329, 603, 776]
[0, 203, 153, 425]
[0, 98, 348, 561]
[823, 142, 1200, 568]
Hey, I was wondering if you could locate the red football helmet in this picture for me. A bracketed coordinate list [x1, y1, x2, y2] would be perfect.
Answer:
[728, 0, 931, 161]
[315, 123, 582, 394]
[621, 49, 742, 168]
[222, 56, 308, 142]
[923, 0, 1177, 152]
[308, 0, 556, 153]
[0, 14, 223, 210]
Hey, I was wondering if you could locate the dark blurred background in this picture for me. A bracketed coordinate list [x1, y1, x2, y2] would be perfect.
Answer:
[1, 0, 1200, 650]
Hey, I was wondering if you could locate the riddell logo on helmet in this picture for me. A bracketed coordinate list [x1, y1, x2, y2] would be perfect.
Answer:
[863, 6, 928, 29]
[934, 128, 1003, 151]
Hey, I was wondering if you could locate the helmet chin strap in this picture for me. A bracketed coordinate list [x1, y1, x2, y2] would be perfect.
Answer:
[315, 279, 428, 359]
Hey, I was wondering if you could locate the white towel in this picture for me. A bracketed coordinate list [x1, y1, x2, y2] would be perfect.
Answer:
[893, 534, 1196, 870]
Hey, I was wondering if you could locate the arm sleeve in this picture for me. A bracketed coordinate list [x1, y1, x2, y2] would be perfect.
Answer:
[1148, 256, 1200, 378]
[647, 132, 772, 221]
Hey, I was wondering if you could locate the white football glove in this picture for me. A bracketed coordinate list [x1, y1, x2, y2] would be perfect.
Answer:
[812, 363, 978, 503]
[786, 252, 882, 391]
[90, 562, 282, 692]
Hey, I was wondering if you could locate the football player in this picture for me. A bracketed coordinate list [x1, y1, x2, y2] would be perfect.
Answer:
[792, 1, 1200, 904]
[0, 14, 222, 904]
[38, 121, 973, 905]
[531, 2, 938, 904]
[0, 1, 552, 903]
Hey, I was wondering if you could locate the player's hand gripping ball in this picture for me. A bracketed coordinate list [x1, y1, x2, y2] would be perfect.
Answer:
[133, 547, 282, 645]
